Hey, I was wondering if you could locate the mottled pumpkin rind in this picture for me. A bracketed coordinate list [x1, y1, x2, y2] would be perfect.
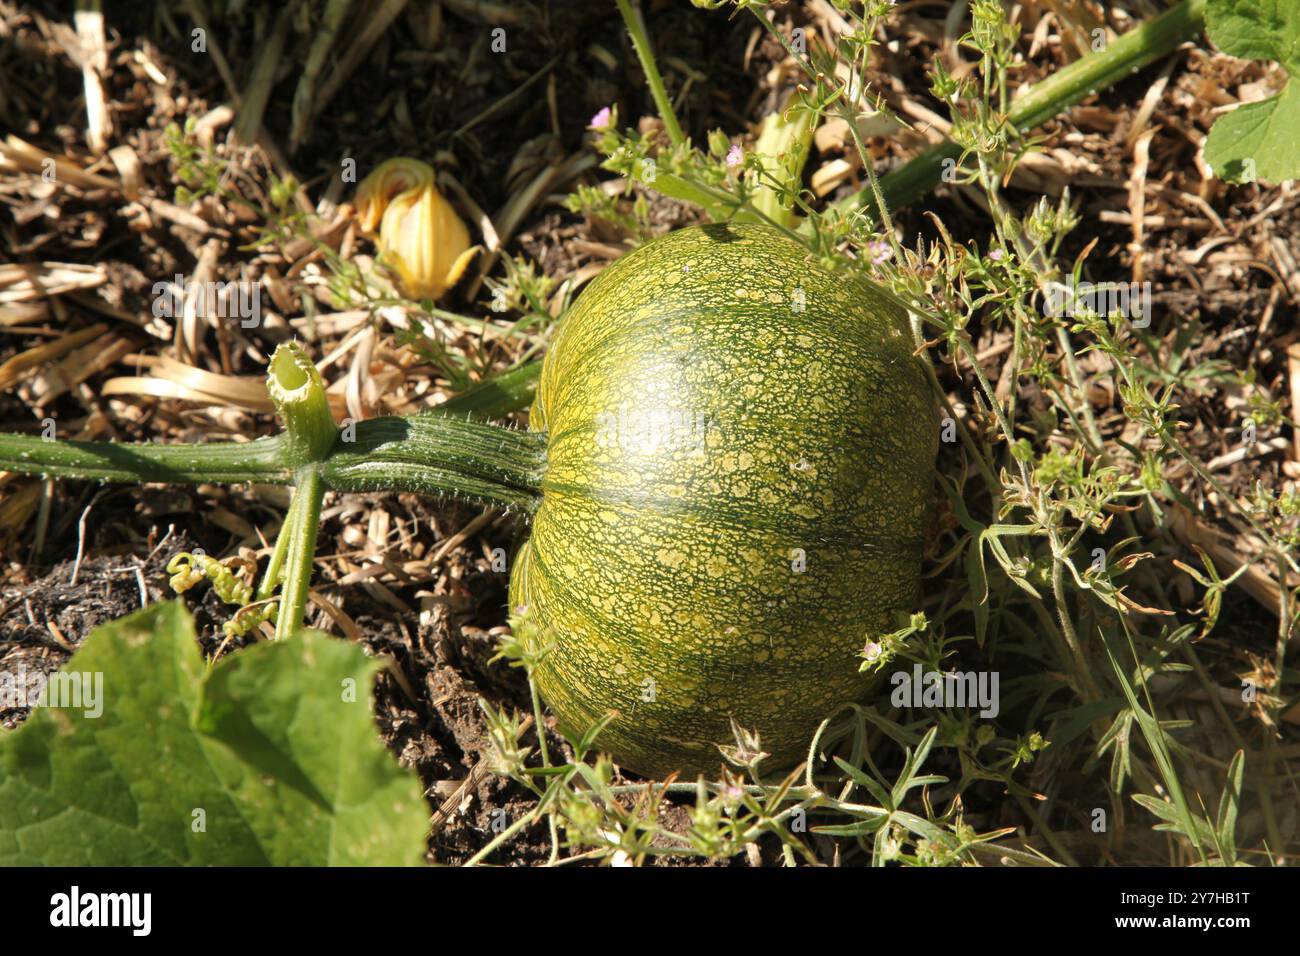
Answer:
[508, 223, 936, 778]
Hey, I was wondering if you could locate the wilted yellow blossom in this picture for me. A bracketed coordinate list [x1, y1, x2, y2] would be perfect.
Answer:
[354, 158, 434, 232]
[353, 158, 477, 300]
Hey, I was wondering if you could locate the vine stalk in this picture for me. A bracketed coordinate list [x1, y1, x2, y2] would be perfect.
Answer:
[615, 0, 686, 147]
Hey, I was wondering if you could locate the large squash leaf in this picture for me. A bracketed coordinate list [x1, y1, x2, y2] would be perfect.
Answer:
[0, 601, 428, 865]
[1204, 0, 1300, 184]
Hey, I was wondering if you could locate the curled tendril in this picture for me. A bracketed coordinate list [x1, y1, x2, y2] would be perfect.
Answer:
[223, 600, 278, 639]
[166, 552, 254, 609]
[166, 553, 207, 594]
[166, 552, 279, 639]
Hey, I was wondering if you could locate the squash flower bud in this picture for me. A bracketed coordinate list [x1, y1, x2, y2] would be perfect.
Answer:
[353, 158, 477, 300]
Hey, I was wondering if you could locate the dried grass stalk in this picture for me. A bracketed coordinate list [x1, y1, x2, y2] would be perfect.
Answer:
[0, 324, 107, 391]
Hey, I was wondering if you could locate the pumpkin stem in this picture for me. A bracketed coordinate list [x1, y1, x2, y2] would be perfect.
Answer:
[0, 415, 545, 511]
[0, 430, 293, 486]
[268, 342, 338, 469]
[274, 464, 325, 639]
[321, 414, 546, 512]
[0, 349, 545, 510]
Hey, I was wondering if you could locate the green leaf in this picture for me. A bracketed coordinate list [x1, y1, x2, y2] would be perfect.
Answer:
[812, 815, 888, 838]
[1214, 750, 1245, 864]
[0, 601, 429, 866]
[891, 809, 953, 847]
[1207, 0, 1296, 63]
[1101, 630, 1206, 859]
[832, 756, 895, 810]
[1133, 794, 1215, 845]
[1204, 0, 1300, 184]
[891, 726, 944, 806]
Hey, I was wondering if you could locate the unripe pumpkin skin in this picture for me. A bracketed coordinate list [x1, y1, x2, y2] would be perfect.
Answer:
[509, 223, 936, 778]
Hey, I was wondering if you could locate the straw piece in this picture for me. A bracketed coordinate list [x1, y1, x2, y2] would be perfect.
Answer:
[1, 135, 117, 191]
[73, 1, 113, 153]
[0, 262, 107, 303]
[0, 324, 107, 392]
[107, 145, 143, 200]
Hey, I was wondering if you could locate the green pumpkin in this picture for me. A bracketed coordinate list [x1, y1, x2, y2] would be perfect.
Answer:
[509, 223, 936, 777]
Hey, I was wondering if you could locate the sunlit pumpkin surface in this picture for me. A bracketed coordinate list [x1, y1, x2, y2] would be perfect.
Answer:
[510, 223, 937, 777]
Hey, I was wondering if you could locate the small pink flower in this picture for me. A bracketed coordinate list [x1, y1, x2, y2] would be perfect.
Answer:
[725, 144, 743, 168]
[988, 248, 1004, 261]
[590, 106, 612, 130]
[869, 240, 892, 265]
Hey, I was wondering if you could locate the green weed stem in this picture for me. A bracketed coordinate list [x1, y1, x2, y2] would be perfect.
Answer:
[615, 0, 686, 147]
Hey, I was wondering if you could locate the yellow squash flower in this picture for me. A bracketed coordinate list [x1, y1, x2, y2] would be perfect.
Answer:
[353, 158, 477, 300]
[354, 157, 433, 232]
